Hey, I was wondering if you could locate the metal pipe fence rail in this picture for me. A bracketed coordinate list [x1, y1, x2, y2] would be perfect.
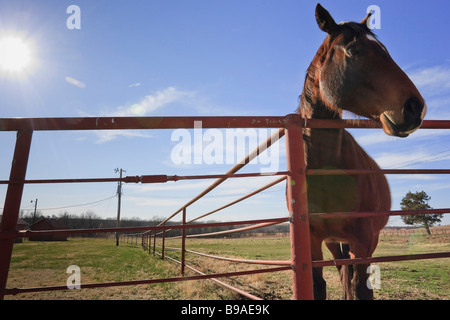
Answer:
[0, 114, 449, 300]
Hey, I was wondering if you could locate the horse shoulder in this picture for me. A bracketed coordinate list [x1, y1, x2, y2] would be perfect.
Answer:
[340, 130, 377, 169]
[341, 130, 391, 211]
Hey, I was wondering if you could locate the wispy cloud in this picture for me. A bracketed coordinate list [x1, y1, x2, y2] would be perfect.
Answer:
[82, 86, 237, 143]
[113, 86, 195, 116]
[93, 130, 153, 144]
[128, 82, 141, 88]
[65, 76, 86, 88]
[408, 65, 450, 97]
[89, 87, 196, 143]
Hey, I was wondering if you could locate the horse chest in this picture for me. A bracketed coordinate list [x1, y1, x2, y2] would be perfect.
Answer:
[305, 130, 373, 214]
[306, 173, 359, 214]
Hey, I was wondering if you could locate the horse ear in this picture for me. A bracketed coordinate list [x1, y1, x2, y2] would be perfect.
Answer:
[360, 11, 372, 26]
[315, 3, 338, 35]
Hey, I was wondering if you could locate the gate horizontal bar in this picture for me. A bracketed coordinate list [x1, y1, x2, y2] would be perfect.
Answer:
[164, 220, 285, 240]
[185, 249, 291, 266]
[305, 118, 450, 129]
[1, 116, 448, 131]
[312, 251, 450, 267]
[2, 266, 291, 296]
[307, 169, 450, 175]
[0, 171, 288, 185]
[0, 217, 289, 240]
[309, 207, 450, 219]
[0, 116, 288, 131]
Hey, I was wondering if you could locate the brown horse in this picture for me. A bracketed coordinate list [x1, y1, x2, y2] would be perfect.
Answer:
[298, 4, 426, 299]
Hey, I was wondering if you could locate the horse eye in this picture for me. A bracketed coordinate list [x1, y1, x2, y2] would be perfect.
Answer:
[346, 46, 359, 57]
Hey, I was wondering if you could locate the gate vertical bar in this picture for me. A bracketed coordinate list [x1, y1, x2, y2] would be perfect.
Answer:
[181, 208, 186, 275]
[285, 115, 314, 300]
[0, 129, 33, 300]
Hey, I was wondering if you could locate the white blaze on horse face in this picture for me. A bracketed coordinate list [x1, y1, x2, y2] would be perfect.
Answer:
[366, 34, 388, 54]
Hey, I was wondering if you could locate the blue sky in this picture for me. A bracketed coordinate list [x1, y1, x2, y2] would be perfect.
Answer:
[0, 0, 450, 227]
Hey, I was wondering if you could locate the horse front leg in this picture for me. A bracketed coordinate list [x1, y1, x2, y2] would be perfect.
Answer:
[325, 241, 353, 299]
[352, 263, 373, 300]
[350, 236, 379, 300]
[310, 235, 326, 300]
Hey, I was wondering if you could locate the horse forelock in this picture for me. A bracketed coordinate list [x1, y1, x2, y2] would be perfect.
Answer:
[338, 21, 375, 39]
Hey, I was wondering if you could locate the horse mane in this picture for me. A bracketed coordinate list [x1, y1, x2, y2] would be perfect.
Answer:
[298, 43, 340, 120]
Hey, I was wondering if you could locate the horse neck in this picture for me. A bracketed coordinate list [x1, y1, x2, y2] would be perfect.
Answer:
[298, 64, 344, 169]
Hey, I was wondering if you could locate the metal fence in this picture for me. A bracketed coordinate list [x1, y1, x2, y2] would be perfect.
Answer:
[0, 114, 449, 300]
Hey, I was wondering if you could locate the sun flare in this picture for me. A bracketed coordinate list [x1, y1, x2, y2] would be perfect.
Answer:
[0, 36, 33, 73]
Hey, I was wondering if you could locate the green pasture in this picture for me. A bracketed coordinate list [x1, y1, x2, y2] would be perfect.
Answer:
[4, 233, 449, 300]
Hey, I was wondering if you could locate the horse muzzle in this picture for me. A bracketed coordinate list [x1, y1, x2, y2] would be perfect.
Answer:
[380, 97, 427, 138]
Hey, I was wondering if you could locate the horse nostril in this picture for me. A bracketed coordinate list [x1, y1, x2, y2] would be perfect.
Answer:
[403, 97, 424, 124]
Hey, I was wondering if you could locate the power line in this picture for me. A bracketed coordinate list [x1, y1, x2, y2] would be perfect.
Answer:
[20, 194, 117, 212]
[390, 149, 450, 169]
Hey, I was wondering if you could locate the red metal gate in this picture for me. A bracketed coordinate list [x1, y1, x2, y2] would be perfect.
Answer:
[0, 114, 449, 299]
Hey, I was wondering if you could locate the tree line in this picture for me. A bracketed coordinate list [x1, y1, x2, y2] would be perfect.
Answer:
[19, 210, 290, 238]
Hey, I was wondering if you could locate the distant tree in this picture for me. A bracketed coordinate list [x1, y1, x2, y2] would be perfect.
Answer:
[400, 191, 442, 235]
[81, 211, 101, 229]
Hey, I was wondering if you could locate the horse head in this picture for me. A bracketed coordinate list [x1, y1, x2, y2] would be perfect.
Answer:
[313, 3, 426, 137]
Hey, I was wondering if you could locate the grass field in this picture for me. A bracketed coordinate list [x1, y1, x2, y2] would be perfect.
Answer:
[4, 232, 450, 300]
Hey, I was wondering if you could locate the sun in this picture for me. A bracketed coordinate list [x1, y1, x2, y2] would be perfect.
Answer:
[0, 36, 33, 73]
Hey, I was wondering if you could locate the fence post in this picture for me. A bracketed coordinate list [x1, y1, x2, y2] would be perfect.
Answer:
[285, 115, 314, 300]
[162, 224, 166, 260]
[181, 208, 186, 275]
[153, 231, 156, 256]
[148, 233, 151, 254]
[0, 129, 33, 300]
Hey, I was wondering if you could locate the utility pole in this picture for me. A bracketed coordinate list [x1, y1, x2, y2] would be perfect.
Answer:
[114, 168, 125, 246]
[31, 198, 38, 224]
